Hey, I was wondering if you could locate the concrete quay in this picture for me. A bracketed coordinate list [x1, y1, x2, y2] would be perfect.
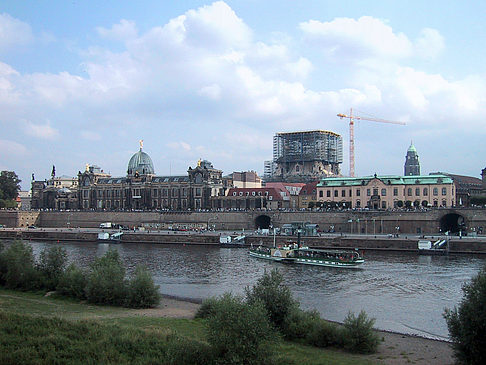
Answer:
[1, 227, 486, 254]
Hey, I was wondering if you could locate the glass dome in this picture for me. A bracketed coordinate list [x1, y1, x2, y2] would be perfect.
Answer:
[127, 147, 154, 176]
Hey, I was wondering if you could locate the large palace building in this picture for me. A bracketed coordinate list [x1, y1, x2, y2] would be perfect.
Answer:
[316, 174, 455, 209]
[31, 143, 224, 211]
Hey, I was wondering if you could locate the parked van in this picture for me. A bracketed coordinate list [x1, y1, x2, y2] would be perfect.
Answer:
[100, 222, 112, 229]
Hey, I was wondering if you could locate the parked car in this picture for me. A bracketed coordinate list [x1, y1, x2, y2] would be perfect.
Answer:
[28, 225, 37, 229]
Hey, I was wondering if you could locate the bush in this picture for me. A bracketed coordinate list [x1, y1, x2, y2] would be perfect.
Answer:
[282, 308, 320, 340]
[165, 335, 214, 365]
[245, 269, 297, 330]
[444, 263, 486, 364]
[0, 241, 38, 290]
[56, 263, 88, 300]
[341, 311, 379, 354]
[37, 245, 68, 290]
[307, 319, 342, 348]
[85, 248, 128, 305]
[126, 266, 161, 308]
[206, 293, 276, 365]
[195, 296, 219, 319]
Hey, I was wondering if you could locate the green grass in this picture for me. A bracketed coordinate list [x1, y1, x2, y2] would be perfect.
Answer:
[0, 288, 377, 365]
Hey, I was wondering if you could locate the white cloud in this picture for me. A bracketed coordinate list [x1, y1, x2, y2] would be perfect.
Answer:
[0, 139, 27, 155]
[167, 141, 191, 151]
[0, 13, 33, 52]
[97, 19, 138, 42]
[23, 121, 60, 140]
[300, 16, 413, 60]
[81, 131, 101, 141]
[414, 28, 445, 60]
[198, 84, 221, 100]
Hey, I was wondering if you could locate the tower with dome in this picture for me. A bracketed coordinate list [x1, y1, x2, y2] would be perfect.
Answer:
[404, 142, 420, 176]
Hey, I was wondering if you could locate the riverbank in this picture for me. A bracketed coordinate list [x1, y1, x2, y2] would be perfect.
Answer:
[158, 295, 454, 365]
[0, 287, 454, 364]
[0, 288, 455, 365]
[2, 226, 486, 254]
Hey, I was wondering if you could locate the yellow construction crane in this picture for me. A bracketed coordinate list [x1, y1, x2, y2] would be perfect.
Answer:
[337, 108, 406, 177]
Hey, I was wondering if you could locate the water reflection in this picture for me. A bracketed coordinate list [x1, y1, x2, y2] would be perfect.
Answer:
[14, 240, 486, 339]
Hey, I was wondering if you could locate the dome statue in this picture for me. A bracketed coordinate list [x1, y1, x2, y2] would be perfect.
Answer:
[127, 140, 154, 176]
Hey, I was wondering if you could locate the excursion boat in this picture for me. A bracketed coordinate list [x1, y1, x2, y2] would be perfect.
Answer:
[249, 244, 364, 268]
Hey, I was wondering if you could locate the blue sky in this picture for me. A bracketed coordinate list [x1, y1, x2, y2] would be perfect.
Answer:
[1, 1, 485, 189]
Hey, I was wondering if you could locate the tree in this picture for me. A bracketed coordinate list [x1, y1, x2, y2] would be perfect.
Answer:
[444, 263, 486, 364]
[0, 171, 21, 201]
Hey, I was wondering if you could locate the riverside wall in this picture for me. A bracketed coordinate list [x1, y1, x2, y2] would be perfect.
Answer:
[2, 208, 486, 235]
[1, 228, 485, 254]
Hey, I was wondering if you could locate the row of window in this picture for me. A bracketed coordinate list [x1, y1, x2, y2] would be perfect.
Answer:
[83, 187, 200, 199]
[232, 191, 270, 197]
[319, 186, 449, 198]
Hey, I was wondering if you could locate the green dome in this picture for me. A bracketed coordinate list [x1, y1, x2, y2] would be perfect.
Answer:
[127, 149, 154, 176]
[407, 143, 417, 153]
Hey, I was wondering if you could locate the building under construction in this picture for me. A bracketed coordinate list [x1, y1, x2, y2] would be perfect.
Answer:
[270, 130, 343, 182]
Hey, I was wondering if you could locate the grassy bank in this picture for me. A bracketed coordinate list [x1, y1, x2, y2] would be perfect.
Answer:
[0, 288, 375, 365]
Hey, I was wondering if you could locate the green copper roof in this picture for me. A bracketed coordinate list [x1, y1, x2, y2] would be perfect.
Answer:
[407, 142, 417, 153]
[317, 174, 453, 187]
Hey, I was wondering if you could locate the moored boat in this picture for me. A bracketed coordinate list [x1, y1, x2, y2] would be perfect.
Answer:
[249, 244, 364, 268]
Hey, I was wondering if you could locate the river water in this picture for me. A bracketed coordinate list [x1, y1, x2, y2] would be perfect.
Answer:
[21, 240, 486, 340]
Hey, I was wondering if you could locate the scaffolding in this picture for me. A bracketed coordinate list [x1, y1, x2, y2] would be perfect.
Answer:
[272, 130, 343, 181]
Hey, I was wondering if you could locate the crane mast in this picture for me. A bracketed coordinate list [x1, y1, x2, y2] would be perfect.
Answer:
[337, 108, 405, 177]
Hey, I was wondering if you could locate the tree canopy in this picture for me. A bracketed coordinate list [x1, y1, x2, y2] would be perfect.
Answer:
[0, 171, 21, 202]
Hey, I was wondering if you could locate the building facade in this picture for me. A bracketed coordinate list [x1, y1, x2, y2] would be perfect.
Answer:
[317, 174, 455, 209]
[32, 146, 224, 211]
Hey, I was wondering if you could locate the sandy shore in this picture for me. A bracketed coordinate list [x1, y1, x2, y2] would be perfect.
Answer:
[134, 296, 454, 365]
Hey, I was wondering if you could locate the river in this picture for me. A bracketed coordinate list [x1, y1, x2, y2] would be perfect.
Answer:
[21, 240, 486, 340]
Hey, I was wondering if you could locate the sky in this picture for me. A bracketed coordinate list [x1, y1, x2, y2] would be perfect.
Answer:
[1, 1, 485, 189]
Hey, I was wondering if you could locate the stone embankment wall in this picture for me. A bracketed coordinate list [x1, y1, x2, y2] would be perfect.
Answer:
[1, 208, 486, 235]
[1, 228, 485, 254]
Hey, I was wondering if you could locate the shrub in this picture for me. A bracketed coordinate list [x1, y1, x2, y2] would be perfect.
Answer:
[0, 241, 38, 290]
[85, 248, 127, 305]
[165, 335, 214, 365]
[444, 263, 486, 364]
[126, 266, 161, 308]
[37, 245, 68, 290]
[206, 293, 276, 365]
[195, 296, 219, 319]
[56, 263, 87, 300]
[245, 269, 297, 330]
[282, 308, 320, 340]
[341, 311, 379, 354]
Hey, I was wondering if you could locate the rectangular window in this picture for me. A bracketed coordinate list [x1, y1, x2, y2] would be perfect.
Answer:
[367, 189, 371, 196]
[326, 190, 331, 197]
[393, 188, 398, 196]
[442, 187, 447, 195]
[153, 189, 158, 197]
[334, 190, 338, 197]
[382, 201, 386, 209]
[356, 189, 360, 197]
[433, 188, 438, 196]
[319, 191, 323, 198]
[373, 188, 378, 196]
[341, 190, 345, 197]
[196, 188, 201, 197]
[423, 188, 428, 196]
[381, 188, 387, 196]
[349, 189, 352, 197]
[415, 188, 420, 196]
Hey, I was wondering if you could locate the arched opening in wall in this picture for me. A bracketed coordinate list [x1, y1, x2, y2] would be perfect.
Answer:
[255, 215, 271, 229]
[440, 213, 465, 234]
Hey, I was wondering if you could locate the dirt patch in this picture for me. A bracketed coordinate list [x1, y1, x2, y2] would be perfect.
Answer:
[369, 331, 454, 365]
